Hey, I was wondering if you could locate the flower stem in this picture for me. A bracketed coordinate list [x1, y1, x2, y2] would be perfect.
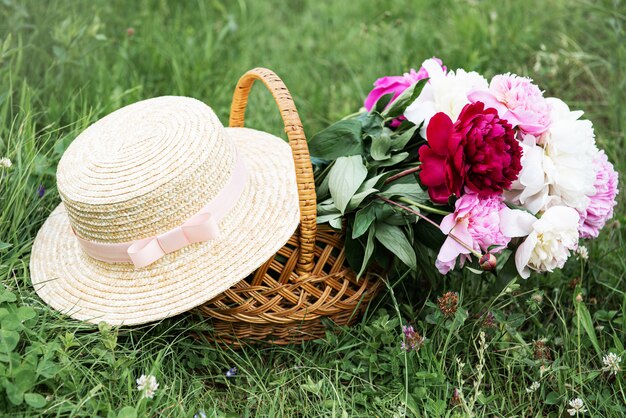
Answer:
[341, 110, 365, 120]
[376, 195, 481, 257]
[384, 166, 421, 185]
[398, 197, 451, 216]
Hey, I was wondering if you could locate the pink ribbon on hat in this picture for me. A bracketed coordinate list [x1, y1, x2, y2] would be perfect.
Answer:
[73, 154, 248, 268]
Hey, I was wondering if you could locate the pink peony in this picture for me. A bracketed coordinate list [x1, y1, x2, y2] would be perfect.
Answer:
[468, 73, 551, 136]
[578, 150, 619, 238]
[435, 194, 511, 274]
[364, 57, 446, 112]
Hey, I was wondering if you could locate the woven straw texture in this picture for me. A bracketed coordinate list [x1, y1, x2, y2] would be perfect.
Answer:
[30, 96, 300, 325]
[197, 68, 382, 345]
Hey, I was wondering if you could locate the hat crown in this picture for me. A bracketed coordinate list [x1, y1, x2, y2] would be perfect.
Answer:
[57, 96, 237, 243]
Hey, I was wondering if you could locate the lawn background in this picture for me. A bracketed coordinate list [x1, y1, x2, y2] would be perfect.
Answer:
[0, 0, 625, 416]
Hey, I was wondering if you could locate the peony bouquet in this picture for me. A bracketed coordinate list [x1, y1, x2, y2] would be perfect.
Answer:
[310, 57, 618, 280]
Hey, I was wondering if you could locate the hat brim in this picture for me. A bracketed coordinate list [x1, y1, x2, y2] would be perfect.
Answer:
[30, 127, 300, 325]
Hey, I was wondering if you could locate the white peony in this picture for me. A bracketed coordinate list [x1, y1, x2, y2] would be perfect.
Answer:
[542, 98, 598, 212]
[500, 206, 580, 279]
[504, 134, 553, 214]
[506, 99, 598, 214]
[404, 59, 488, 134]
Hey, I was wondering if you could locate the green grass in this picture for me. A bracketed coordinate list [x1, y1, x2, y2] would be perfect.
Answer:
[0, 0, 625, 416]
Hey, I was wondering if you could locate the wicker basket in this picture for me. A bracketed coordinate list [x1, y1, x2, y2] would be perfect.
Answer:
[196, 68, 382, 345]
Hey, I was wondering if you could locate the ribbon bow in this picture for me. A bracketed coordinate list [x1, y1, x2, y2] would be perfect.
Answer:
[127, 212, 220, 268]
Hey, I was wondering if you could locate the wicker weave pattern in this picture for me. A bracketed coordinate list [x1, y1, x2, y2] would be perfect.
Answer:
[198, 68, 382, 345]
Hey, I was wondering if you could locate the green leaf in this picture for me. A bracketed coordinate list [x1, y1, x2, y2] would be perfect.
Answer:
[0, 242, 12, 251]
[375, 152, 409, 167]
[329, 216, 343, 229]
[374, 223, 416, 270]
[0, 289, 17, 303]
[466, 266, 484, 275]
[577, 301, 601, 356]
[0, 329, 19, 353]
[347, 188, 377, 211]
[379, 182, 428, 202]
[318, 200, 339, 216]
[117, 406, 138, 418]
[309, 119, 363, 160]
[13, 368, 37, 393]
[6, 382, 23, 405]
[314, 161, 333, 200]
[24, 393, 46, 408]
[344, 228, 365, 274]
[404, 393, 420, 418]
[359, 172, 390, 190]
[391, 126, 418, 151]
[328, 155, 367, 214]
[1, 313, 22, 330]
[358, 228, 376, 278]
[16, 306, 36, 322]
[317, 213, 342, 224]
[374, 94, 393, 113]
[360, 111, 385, 138]
[370, 133, 392, 161]
[545, 391, 561, 405]
[37, 359, 60, 378]
[413, 219, 445, 251]
[352, 205, 376, 239]
[382, 78, 428, 119]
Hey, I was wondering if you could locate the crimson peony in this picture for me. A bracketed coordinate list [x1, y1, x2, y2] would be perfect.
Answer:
[418, 102, 522, 204]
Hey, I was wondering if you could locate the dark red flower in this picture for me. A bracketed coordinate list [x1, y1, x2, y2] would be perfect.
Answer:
[418, 102, 522, 204]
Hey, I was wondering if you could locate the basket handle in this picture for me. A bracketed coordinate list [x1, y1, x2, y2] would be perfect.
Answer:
[229, 68, 316, 276]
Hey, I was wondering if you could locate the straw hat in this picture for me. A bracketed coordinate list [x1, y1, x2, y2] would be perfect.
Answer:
[30, 96, 300, 325]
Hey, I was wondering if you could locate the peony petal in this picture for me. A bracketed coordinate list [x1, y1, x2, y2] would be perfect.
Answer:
[467, 90, 507, 116]
[364, 87, 386, 111]
[534, 206, 580, 233]
[437, 222, 472, 263]
[515, 234, 536, 279]
[428, 184, 452, 204]
[499, 207, 536, 237]
[404, 100, 436, 127]
[426, 112, 454, 155]
[501, 110, 522, 128]
[364, 82, 406, 111]
[437, 236, 461, 263]
[420, 58, 446, 80]
[418, 149, 447, 186]
[439, 213, 456, 235]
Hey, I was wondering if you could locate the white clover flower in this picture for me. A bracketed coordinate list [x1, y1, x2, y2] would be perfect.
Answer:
[404, 59, 488, 135]
[136, 374, 159, 399]
[0, 157, 11, 168]
[567, 398, 587, 416]
[525, 381, 540, 394]
[602, 352, 621, 376]
[576, 246, 589, 261]
[500, 206, 580, 279]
